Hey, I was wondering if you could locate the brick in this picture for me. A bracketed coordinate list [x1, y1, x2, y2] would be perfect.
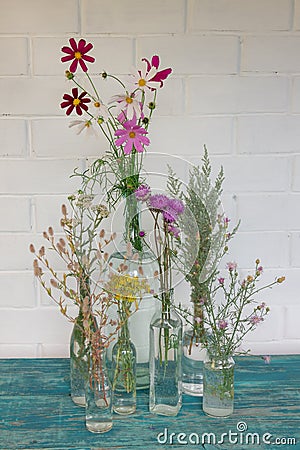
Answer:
[0, 309, 72, 344]
[292, 155, 300, 191]
[237, 115, 300, 154]
[243, 340, 300, 354]
[83, 0, 185, 34]
[0, 160, 81, 195]
[187, 76, 288, 114]
[236, 194, 290, 231]
[208, 156, 289, 192]
[242, 36, 300, 73]
[0, 37, 28, 76]
[290, 232, 300, 266]
[33, 37, 133, 76]
[225, 231, 289, 268]
[291, 77, 300, 112]
[34, 195, 70, 232]
[0, 77, 66, 116]
[0, 273, 36, 307]
[0, 344, 37, 358]
[0, 197, 31, 231]
[244, 306, 284, 342]
[0, 234, 44, 271]
[31, 119, 107, 158]
[0, 0, 78, 34]
[285, 306, 300, 338]
[0, 120, 27, 157]
[149, 116, 234, 156]
[137, 35, 239, 74]
[188, 0, 291, 32]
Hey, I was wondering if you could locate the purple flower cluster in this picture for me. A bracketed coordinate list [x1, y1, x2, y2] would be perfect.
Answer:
[148, 194, 185, 223]
[134, 186, 185, 229]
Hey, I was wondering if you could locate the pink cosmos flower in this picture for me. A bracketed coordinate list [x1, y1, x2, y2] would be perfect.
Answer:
[69, 120, 97, 136]
[110, 94, 142, 121]
[227, 261, 237, 272]
[61, 38, 95, 73]
[114, 120, 150, 155]
[131, 55, 172, 91]
[60, 88, 91, 116]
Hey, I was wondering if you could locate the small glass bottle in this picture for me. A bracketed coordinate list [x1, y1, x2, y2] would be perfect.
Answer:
[203, 355, 235, 417]
[182, 327, 207, 396]
[70, 313, 88, 407]
[149, 293, 182, 416]
[85, 349, 113, 433]
[111, 326, 137, 415]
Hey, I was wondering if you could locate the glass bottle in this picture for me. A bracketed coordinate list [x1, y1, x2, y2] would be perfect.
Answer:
[111, 322, 137, 415]
[203, 355, 235, 417]
[85, 348, 113, 433]
[70, 312, 88, 407]
[108, 193, 158, 389]
[149, 292, 182, 416]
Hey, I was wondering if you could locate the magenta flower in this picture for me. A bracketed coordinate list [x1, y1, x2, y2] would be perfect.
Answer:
[139, 230, 146, 237]
[60, 88, 91, 116]
[167, 224, 180, 238]
[141, 55, 172, 88]
[131, 55, 172, 91]
[61, 38, 95, 73]
[218, 319, 228, 330]
[135, 184, 151, 202]
[148, 194, 170, 211]
[114, 120, 150, 155]
[227, 261, 237, 272]
[218, 277, 225, 285]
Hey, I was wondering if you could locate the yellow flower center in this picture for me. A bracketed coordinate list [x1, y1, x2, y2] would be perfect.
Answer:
[129, 131, 136, 139]
[73, 98, 81, 106]
[126, 97, 133, 104]
[94, 101, 101, 108]
[138, 78, 146, 87]
[74, 51, 82, 60]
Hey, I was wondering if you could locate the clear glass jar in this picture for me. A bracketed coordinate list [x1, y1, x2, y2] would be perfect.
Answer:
[182, 327, 207, 396]
[111, 324, 137, 415]
[203, 355, 235, 417]
[149, 296, 182, 416]
[85, 349, 113, 433]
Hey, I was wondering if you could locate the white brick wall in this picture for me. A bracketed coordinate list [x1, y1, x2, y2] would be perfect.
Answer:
[0, 0, 299, 357]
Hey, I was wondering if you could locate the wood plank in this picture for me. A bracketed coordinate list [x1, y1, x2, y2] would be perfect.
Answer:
[0, 356, 299, 449]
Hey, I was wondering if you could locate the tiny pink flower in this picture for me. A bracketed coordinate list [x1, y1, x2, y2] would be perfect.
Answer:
[135, 184, 151, 202]
[194, 317, 202, 324]
[218, 277, 225, 285]
[249, 315, 264, 325]
[167, 224, 180, 238]
[227, 261, 237, 272]
[262, 355, 271, 364]
[218, 319, 228, 330]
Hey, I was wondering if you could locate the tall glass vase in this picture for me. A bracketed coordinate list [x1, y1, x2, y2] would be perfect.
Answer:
[203, 355, 235, 417]
[85, 348, 113, 433]
[149, 291, 182, 416]
[111, 321, 136, 415]
[108, 192, 158, 389]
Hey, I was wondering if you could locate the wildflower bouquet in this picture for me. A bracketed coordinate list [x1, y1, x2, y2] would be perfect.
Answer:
[60, 38, 172, 251]
[202, 259, 285, 361]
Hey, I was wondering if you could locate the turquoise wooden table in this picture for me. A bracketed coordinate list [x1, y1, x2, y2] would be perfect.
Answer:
[0, 356, 299, 450]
